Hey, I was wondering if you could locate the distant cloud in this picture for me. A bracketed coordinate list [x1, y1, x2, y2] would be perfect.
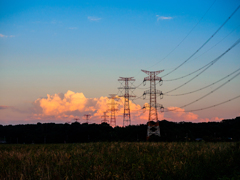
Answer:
[156, 15, 173, 21]
[88, 16, 102, 21]
[29, 91, 223, 125]
[199, 117, 223, 122]
[0, 34, 14, 38]
[166, 107, 198, 122]
[68, 27, 78, 30]
[0, 90, 228, 125]
[0, 105, 11, 110]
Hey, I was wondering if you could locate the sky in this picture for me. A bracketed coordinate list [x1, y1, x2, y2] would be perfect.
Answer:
[0, 0, 240, 126]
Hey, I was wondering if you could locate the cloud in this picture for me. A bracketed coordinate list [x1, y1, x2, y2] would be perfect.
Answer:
[30, 91, 200, 125]
[199, 117, 223, 123]
[156, 15, 173, 21]
[165, 107, 198, 122]
[0, 34, 15, 38]
[88, 16, 102, 21]
[14, 91, 224, 125]
[31, 90, 145, 125]
[0, 105, 11, 110]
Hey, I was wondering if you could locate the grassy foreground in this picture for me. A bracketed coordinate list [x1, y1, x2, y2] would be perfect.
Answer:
[0, 142, 240, 180]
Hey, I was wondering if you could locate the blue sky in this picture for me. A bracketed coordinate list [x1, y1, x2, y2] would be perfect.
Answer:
[0, 0, 240, 125]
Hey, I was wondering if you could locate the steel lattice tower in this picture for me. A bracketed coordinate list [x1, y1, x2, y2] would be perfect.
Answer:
[118, 77, 136, 127]
[101, 111, 109, 123]
[83, 114, 91, 124]
[73, 118, 80, 123]
[108, 94, 119, 127]
[142, 69, 164, 139]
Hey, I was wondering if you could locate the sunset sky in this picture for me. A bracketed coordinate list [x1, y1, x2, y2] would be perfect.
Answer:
[0, 0, 240, 126]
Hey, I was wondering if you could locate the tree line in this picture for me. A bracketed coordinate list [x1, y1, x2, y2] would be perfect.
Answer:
[0, 116, 240, 143]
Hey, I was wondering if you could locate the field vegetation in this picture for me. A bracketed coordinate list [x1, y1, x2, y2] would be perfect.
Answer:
[0, 142, 240, 180]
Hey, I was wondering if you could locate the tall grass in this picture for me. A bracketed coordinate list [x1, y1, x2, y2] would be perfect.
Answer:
[0, 142, 239, 179]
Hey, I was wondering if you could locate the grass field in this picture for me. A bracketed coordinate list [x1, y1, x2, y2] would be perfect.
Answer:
[0, 142, 240, 180]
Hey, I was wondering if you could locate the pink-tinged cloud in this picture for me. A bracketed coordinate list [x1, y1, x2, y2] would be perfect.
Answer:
[165, 107, 198, 122]
[199, 117, 224, 123]
[28, 91, 225, 125]
[0, 105, 11, 110]
[31, 90, 145, 125]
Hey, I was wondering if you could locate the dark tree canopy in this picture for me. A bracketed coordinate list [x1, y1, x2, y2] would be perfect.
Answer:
[0, 117, 239, 143]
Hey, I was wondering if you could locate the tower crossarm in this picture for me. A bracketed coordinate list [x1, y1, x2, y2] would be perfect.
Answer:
[118, 87, 136, 89]
[118, 77, 135, 81]
[119, 95, 136, 98]
[143, 90, 162, 95]
[143, 76, 162, 82]
[141, 69, 164, 76]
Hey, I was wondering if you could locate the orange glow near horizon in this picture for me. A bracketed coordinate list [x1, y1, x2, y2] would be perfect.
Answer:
[27, 90, 225, 125]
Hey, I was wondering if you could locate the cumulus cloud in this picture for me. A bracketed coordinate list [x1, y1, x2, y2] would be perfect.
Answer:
[0, 34, 15, 38]
[156, 15, 173, 21]
[28, 91, 226, 125]
[88, 16, 102, 21]
[31, 90, 146, 125]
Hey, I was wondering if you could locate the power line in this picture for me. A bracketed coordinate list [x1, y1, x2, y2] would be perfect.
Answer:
[164, 24, 240, 82]
[161, 5, 240, 78]
[165, 94, 240, 112]
[165, 67, 240, 96]
[165, 70, 240, 111]
[132, 0, 217, 78]
[147, 0, 217, 69]
[164, 38, 240, 94]
[181, 71, 240, 108]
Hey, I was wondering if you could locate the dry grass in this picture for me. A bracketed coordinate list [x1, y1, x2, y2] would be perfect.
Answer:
[0, 142, 240, 180]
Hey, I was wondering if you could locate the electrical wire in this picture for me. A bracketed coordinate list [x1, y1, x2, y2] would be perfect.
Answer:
[165, 67, 240, 96]
[161, 5, 240, 78]
[132, 0, 217, 78]
[164, 38, 240, 94]
[147, 0, 217, 69]
[165, 71, 240, 111]
[181, 71, 240, 108]
[163, 24, 240, 82]
[165, 94, 240, 112]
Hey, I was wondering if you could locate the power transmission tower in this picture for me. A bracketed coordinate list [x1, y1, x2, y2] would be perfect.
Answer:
[108, 94, 119, 127]
[73, 118, 80, 123]
[83, 114, 91, 124]
[142, 69, 164, 139]
[101, 111, 109, 123]
[118, 77, 136, 127]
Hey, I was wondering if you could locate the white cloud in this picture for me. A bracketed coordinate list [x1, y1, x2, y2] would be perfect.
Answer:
[0, 33, 15, 38]
[88, 16, 102, 21]
[156, 15, 173, 21]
